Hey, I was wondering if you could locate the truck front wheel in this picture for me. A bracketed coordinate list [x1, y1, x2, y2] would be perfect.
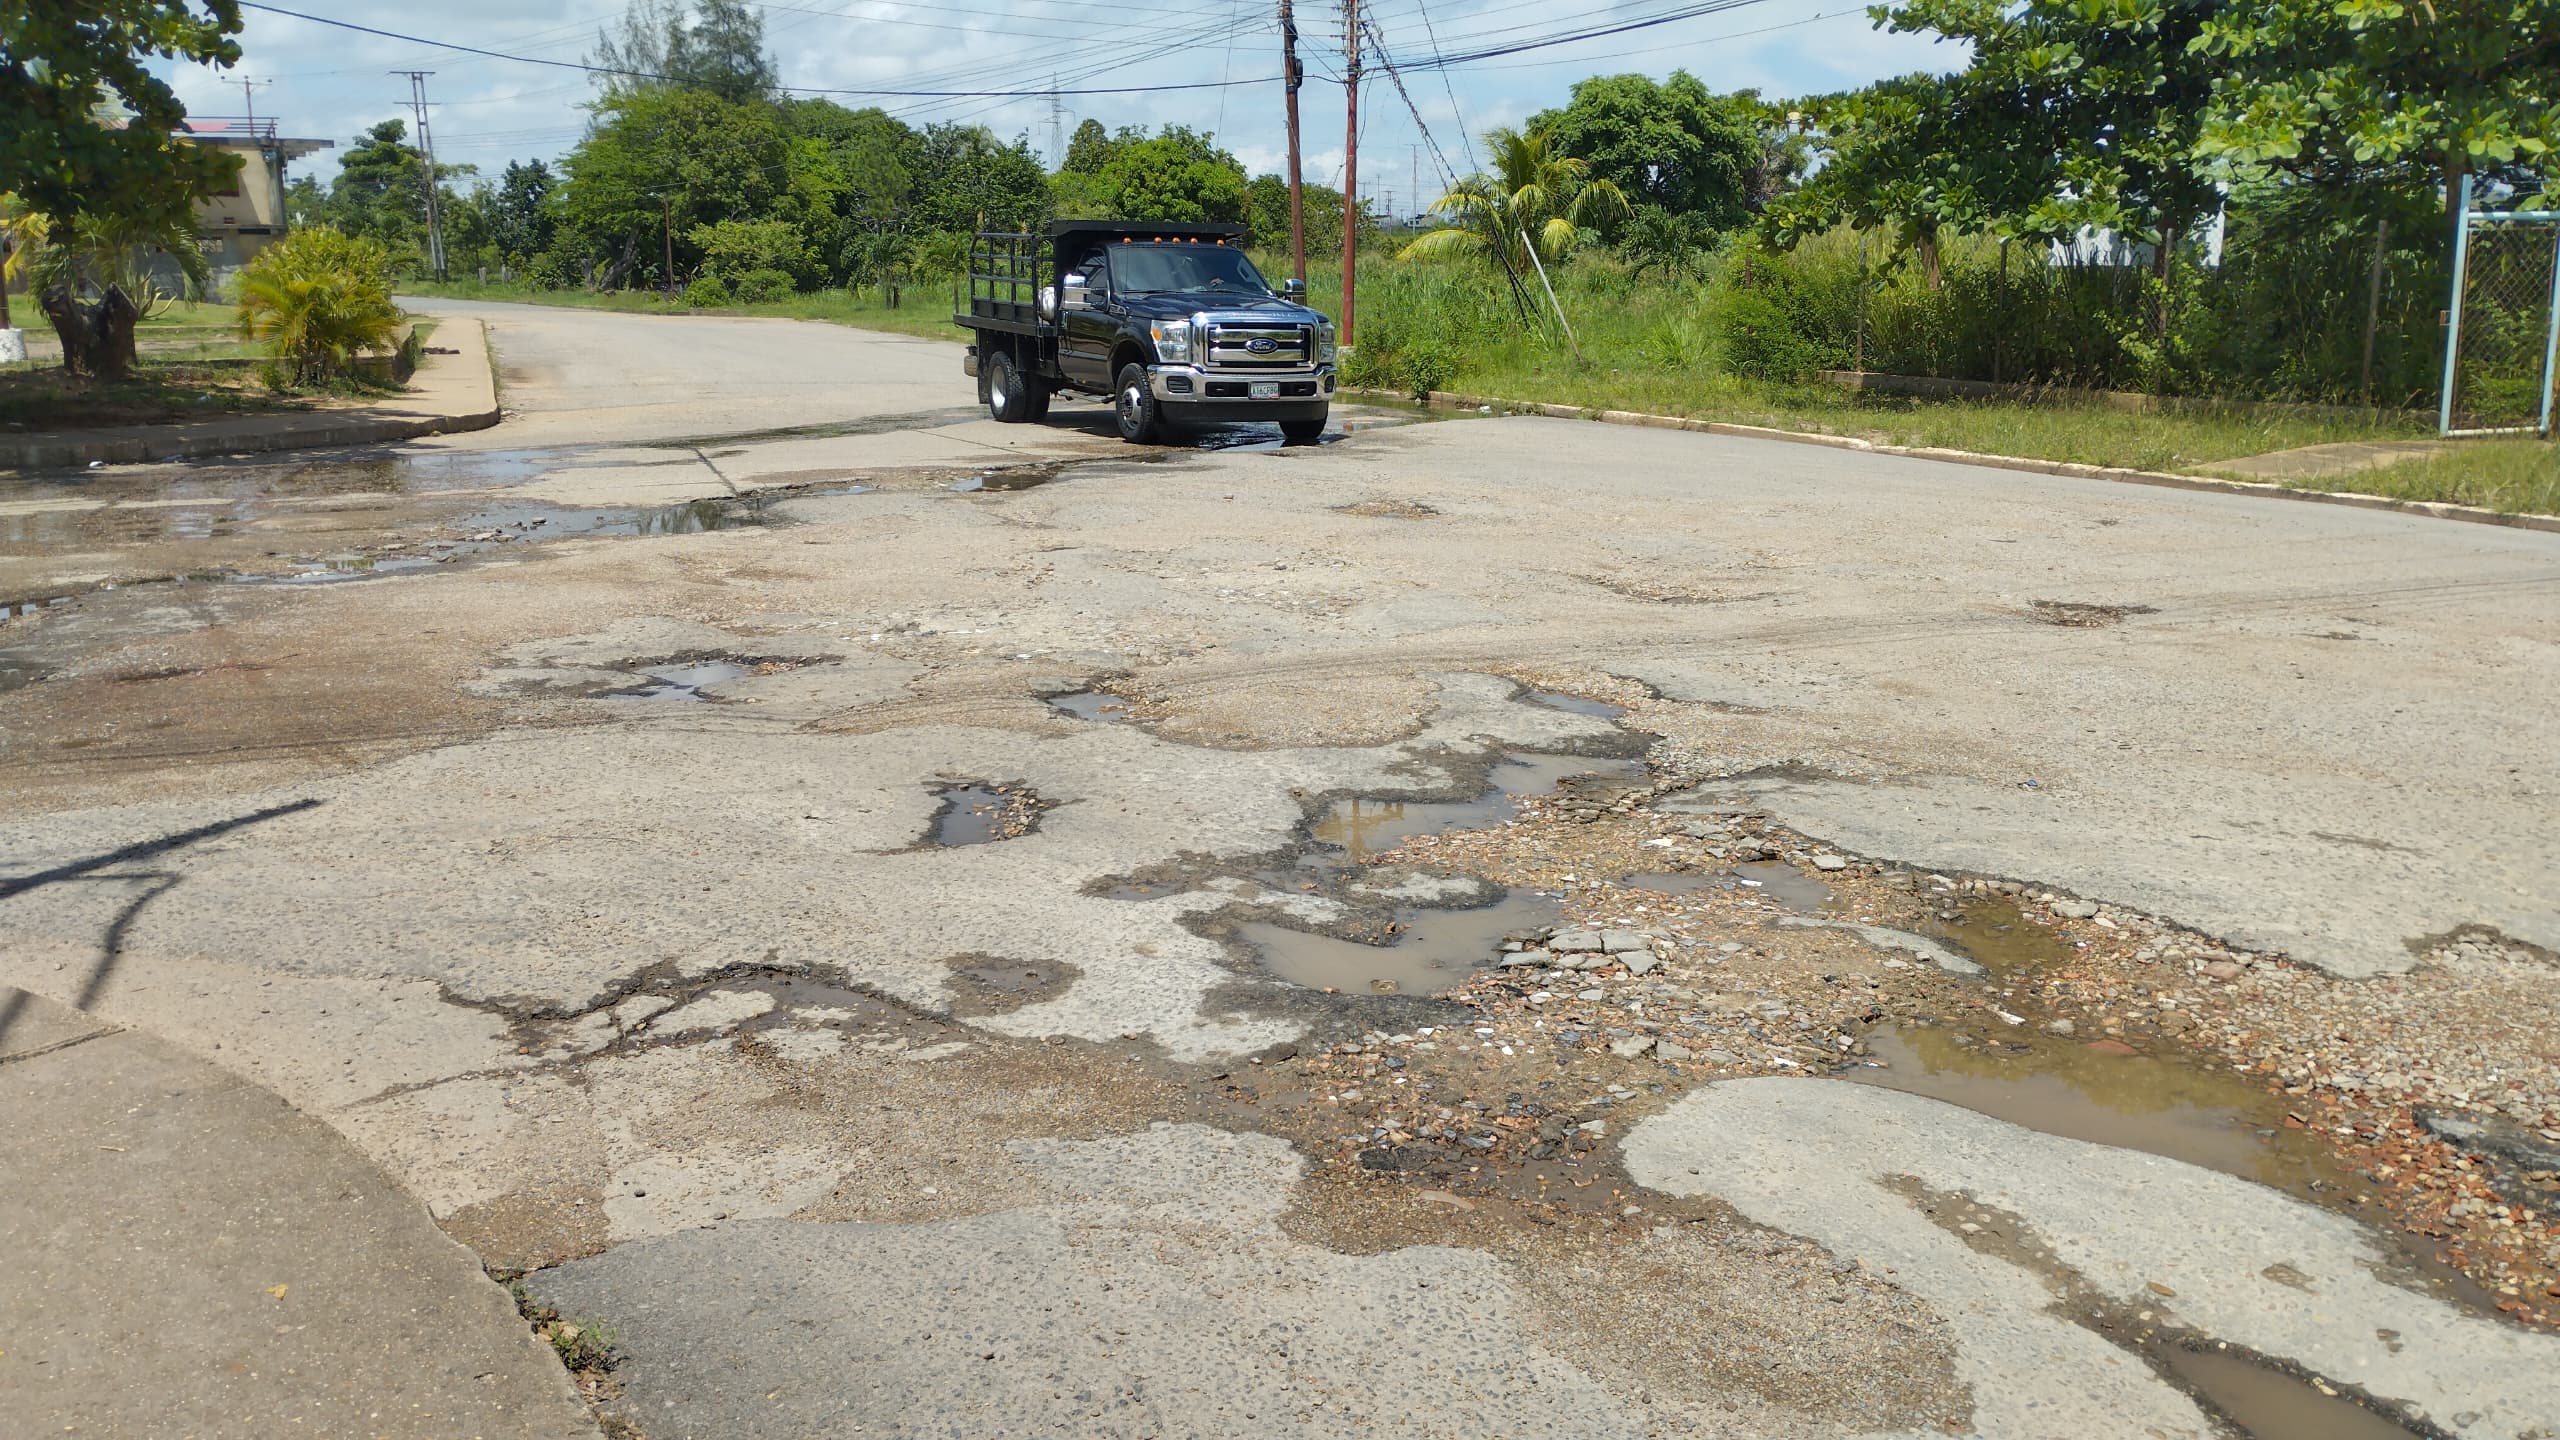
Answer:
[1112, 362, 1164, 444]
[985, 350, 1048, 424]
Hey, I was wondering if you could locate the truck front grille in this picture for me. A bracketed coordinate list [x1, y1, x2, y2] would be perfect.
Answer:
[1203, 323, 1311, 371]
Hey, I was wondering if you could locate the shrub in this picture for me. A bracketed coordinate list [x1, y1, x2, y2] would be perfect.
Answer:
[731, 267, 793, 304]
[233, 227, 403, 387]
[683, 274, 733, 308]
[1396, 338, 1458, 395]
[523, 246, 578, 291]
[1717, 288, 1819, 382]
[687, 219, 806, 281]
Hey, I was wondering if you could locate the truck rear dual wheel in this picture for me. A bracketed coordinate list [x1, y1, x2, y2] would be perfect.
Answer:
[984, 350, 1049, 424]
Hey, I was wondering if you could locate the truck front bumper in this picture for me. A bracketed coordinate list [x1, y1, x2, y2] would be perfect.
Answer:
[1147, 364, 1334, 414]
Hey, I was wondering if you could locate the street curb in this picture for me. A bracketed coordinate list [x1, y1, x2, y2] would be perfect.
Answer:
[1346, 386, 2560, 537]
[0, 320, 501, 471]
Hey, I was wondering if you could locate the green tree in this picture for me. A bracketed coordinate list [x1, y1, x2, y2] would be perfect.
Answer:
[2192, 0, 2560, 212]
[1246, 173, 1353, 251]
[558, 84, 791, 287]
[688, 217, 804, 278]
[490, 159, 558, 262]
[4, 0, 244, 376]
[1867, 0, 2229, 286]
[1401, 126, 1630, 273]
[1531, 71, 1771, 231]
[907, 124, 1049, 235]
[1084, 127, 1248, 223]
[1759, 75, 2018, 289]
[590, 0, 776, 103]
[1, 0, 243, 227]
[319, 120, 428, 253]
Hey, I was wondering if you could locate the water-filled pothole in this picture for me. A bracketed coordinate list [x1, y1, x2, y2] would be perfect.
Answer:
[1046, 690, 1137, 723]
[1311, 753, 1647, 860]
[949, 469, 1057, 493]
[1238, 892, 1562, 995]
[1856, 1024, 2347, 1198]
[921, 781, 1046, 846]
[603, 659, 751, 702]
[1731, 859, 1836, 911]
[1521, 689, 1628, 720]
[2153, 1346, 2426, 1440]
[1614, 871, 1723, 896]
[1918, 896, 2074, 972]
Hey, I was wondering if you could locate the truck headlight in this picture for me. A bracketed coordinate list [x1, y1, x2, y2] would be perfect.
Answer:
[1149, 317, 1194, 365]
[1313, 320, 1337, 363]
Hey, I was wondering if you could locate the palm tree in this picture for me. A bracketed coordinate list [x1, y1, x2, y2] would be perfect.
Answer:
[1398, 126, 1631, 278]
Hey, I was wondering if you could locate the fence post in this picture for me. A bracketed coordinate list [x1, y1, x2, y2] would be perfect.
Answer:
[2438, 174, 2474, 436]
[1855, 230, 1868, 374]
[2361, 215, 2387, 405]
[2541, 219, 2560, 437]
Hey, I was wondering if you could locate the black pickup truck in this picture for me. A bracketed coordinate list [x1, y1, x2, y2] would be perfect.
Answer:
[956, 220, 1336, 444]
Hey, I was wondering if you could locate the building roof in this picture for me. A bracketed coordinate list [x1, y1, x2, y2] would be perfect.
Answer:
[182, 118, 333, 160]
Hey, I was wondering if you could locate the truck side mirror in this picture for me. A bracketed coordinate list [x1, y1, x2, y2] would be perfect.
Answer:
[1062, 275, 1095, 310]
[1282, 277, 1307, 302]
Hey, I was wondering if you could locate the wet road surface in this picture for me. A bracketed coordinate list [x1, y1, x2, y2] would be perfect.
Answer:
[5, 300, 2557, 1438]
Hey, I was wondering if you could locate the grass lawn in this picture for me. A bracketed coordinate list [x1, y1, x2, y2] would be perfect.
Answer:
[2275, 439, 2559, 516]
[0, 360, 307, 429]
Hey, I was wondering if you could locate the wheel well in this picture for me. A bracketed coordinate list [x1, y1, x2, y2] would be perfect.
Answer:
[1109, 342, 1148, 379]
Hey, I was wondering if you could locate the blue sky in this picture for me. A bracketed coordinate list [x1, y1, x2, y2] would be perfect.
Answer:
[155, 1, 1958, 210]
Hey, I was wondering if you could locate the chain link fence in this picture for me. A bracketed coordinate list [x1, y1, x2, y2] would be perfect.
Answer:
[2441, 180, 2560, 436]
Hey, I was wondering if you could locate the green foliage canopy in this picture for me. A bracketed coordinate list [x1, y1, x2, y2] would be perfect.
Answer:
[1530, 71, 1772, 232]
[1, 0, 244, 228]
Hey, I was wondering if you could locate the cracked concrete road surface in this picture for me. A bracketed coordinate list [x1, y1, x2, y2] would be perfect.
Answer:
[5, 299, 2557, 1439]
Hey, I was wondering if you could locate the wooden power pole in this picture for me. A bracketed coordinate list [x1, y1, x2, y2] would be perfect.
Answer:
[1340, 0, 1360, 348]
[1280, 0, 1306, 283]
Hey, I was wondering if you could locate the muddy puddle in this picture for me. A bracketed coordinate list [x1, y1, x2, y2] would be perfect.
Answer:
[1238, 891, 1561, 995]
[921, 782, 1044, 847]
[2154, 1346, 2425, 1440]
[1046, 690, 1136, 723]
[1732, 859, 1836, 911]
[602, 659, 750, 702]
[949, 470, 1057, 493]
[1614, 871, 1723, 896]
[1312, 753, 1647, 860]
[1916, 895, 2067, 970]
[1521, 689, 1629, 720]
[1856, 1024, 2348, 1198]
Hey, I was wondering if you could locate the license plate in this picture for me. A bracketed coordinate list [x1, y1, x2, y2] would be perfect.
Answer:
[1249, 381, 1279, 399]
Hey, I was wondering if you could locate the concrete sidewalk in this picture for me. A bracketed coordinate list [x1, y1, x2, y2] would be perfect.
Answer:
[0, 321, 501, 471]
[0, 987, 596, 1440]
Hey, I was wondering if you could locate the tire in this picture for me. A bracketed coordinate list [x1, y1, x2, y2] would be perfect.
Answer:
[986, 349, 1043, 424]
[1279, 415, 1327, 444]
[1112, 361, 1164, 444]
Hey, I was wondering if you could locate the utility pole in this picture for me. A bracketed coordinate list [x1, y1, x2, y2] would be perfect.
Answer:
[237, 77, 269, 130]
[1340, 0, 1360, 348]
[1279, 0, 1306, 283]
[393, 71, 448, 281]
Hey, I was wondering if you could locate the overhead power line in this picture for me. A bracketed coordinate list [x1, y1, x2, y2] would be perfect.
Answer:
[237, 2, 1281, 99]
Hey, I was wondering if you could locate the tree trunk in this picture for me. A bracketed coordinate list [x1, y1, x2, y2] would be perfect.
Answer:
[2150, 220, 2182, 342]
[2445, 150, 2470, 227]
[38, 284, 141, 380]
[1914, 224, 1943, 291]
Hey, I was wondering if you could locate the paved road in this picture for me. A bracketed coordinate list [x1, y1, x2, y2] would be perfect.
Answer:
[3, 301, 2554, 1438]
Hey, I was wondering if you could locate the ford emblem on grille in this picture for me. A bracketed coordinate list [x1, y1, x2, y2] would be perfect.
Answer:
[1246, 337, 1277, 355]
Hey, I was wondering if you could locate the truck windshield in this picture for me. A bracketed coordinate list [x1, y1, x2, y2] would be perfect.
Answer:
[1109, 245, 1270, 297]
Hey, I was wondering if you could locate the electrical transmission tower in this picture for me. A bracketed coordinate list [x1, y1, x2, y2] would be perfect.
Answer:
[391, 70, 448, 281]
[1048, 77, 1066, 165]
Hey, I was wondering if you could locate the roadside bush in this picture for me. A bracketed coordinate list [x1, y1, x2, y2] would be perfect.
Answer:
[684, 274, 733, 308]
[1396, 338, 1459, 395]
[731, 267, 794, 304]
[1716, 287, 1818, 382]
[689, 218, 807, 283]
[233, 226, 404, 387]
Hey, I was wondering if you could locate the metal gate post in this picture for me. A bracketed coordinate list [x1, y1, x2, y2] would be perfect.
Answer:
[2540, 218, 2560, 437]
[2439, 174, 2473, 437]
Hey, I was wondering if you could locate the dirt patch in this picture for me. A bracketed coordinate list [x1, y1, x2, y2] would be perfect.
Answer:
[2027, 599, 2159, 627]
[1334, 498, 1440, 518]
[943, 954, 1081, 1015]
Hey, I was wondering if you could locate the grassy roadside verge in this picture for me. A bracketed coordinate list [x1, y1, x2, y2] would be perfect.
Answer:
[397, 277, 2554, 516]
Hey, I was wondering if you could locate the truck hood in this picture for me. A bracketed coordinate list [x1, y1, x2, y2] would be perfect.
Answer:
[1117, 292, 1330, 326]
